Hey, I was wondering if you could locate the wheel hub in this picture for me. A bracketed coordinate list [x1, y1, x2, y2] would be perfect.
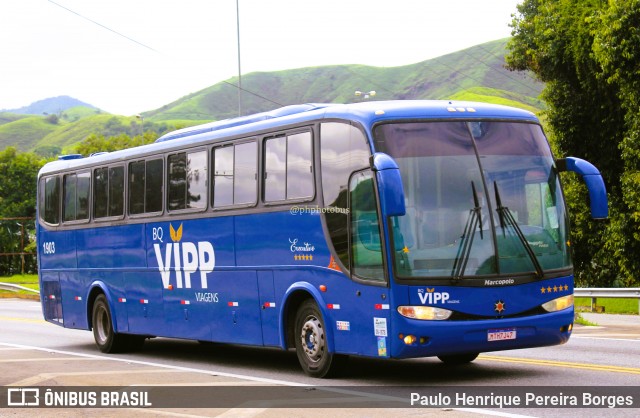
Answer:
[300, 316, 324, 361]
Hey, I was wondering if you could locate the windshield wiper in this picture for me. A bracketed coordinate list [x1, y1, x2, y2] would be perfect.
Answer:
[493, 182, 544, 279]
[451, 182, 484, 280]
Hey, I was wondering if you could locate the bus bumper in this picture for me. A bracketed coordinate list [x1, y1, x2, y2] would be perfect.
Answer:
[390, 308, 574, 359]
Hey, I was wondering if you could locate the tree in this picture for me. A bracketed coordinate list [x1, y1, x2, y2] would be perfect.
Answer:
[0, 148, 44, 275]
[75, 131, 158, 156]
[0, 147, 44, 217]
[506, 0, 639, 286]
[592, 0, 640, 285]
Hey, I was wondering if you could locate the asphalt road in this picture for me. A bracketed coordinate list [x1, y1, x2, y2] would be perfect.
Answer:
[1, 299, 639, 417]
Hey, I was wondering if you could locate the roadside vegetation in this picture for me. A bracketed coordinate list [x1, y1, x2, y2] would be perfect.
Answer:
[0, 274, 39, 299]
[575, 297, 639, 315]
[507, 0, 640, 289]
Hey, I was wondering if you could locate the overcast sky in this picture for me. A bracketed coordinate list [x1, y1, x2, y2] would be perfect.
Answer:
[0, 0, 522, 116]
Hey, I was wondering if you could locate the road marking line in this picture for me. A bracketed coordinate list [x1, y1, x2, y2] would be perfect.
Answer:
[0, 347, 35, 351]
[9, 369, 183, 386]
[479, 355, 640, 374]
[0, 357, 106, 363]
[0, 315, 47, 324]
[0, 343, 543, 418]
[0, 342, 305, 386]
[571, 336, 640, 342]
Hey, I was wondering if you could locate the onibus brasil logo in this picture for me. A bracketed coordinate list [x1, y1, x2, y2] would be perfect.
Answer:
[153, 223, 215, 289]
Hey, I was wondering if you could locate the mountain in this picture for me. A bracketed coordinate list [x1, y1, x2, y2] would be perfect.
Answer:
[0, 39, 543, 154]
[2, 95, 99, 115]
[144, 39, 543, 123]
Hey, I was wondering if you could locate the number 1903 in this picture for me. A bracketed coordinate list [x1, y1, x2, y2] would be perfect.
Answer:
[42, 241, 56, 254]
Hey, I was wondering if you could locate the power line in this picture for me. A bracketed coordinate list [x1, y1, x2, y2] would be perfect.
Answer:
[221, 80, 284, 107]
[48, 0, 159, 53]
[47, 0, 283, 113]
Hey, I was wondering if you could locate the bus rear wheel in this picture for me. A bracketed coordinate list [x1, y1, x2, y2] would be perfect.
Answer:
[437, 353, 479, 365]
[294, 299, 344, 378]
[92, 294, 144, 353]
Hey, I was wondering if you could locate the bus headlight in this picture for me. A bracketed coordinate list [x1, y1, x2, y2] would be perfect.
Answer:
[397, 306, 453, 320]
[541, 294, 574, 313]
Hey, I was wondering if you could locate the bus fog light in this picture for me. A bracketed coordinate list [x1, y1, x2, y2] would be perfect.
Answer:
[403, 335, 417, 345]
[397, 306, 453, 320]
[542, 295, 574, 313]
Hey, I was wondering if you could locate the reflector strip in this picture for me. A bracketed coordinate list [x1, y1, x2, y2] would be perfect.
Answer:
[74, 296, 82, 301]
[48, 295, 56, 300]
[228, 302, 239, 307]
[375, 304, 390, 310]
[140, 299, 149, 304]
[118, 298, 127, 303]
[263, 302, 276, 308]
[181, 300, 190, 305]
[326, 304, 340, 310]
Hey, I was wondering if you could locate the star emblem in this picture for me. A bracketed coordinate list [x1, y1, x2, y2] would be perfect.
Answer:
[494, 300, 506, 314]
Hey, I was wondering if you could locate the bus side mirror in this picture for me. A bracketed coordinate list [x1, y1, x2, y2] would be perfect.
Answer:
[371, 153, 406, 217]
[557, 157, 608, 219]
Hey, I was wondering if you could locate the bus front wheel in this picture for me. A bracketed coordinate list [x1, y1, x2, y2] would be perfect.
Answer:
[294, 299, 344, 378]
[92, 294, 144, 353]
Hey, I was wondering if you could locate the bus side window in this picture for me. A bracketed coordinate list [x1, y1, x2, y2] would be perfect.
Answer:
[76, 172, 90, 220]
[234, 142, 257, 205]
[40, 176, 60, 225]
[264, 131, 313, 202]
[286, 132, 313, 200]
[93, 168, 108, 218]
[108, 166, 124, 217]
[94, 166, 124, 219]
[128, 161, 146, 214]
[350, 170, 385, 281]
[63, 172, 90, 222]
[145, 159, 163, 212]
[320, 122, 370, 270]
[63, 173, 77, 222]
[212, 146, 234, 207]
[212, 142, 257, 208]
[168, 151, 208, 211]
[129, 159, 163, 215]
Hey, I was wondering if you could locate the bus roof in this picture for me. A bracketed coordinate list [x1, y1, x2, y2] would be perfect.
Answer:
[39, 100, 538, 176]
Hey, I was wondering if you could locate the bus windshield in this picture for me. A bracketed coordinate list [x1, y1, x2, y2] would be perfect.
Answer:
[374, 121, 571, 280]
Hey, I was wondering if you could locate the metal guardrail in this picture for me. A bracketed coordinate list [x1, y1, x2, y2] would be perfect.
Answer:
[0, 282, 40, 294]
[574, 287, 640, 314]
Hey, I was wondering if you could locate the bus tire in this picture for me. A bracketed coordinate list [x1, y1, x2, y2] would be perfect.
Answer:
[437, 353, 479, 365]
[294, 299, 344, 378]
[92, 294, 141, 353]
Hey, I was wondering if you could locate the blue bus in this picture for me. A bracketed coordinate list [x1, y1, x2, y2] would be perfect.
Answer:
[37, 101, 607, 377]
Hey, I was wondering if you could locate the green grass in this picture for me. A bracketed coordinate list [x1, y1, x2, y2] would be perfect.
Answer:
[574, 313, 598, 326]
[1, 274, 38, 284]
[575, 297, 639, 315]
[0, 274, 39, 299]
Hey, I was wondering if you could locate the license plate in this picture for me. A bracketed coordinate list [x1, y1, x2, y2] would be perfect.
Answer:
[487, 328, 517, 341]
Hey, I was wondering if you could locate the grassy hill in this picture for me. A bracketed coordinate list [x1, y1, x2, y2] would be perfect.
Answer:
[2, 95, 97, 115]
[0, 39, 543, 154]
[145, 38, 543, 122]
[0, 116, 61, 152]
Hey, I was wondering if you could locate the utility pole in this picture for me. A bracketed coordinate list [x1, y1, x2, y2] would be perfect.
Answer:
[236, 0, 242, 116]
